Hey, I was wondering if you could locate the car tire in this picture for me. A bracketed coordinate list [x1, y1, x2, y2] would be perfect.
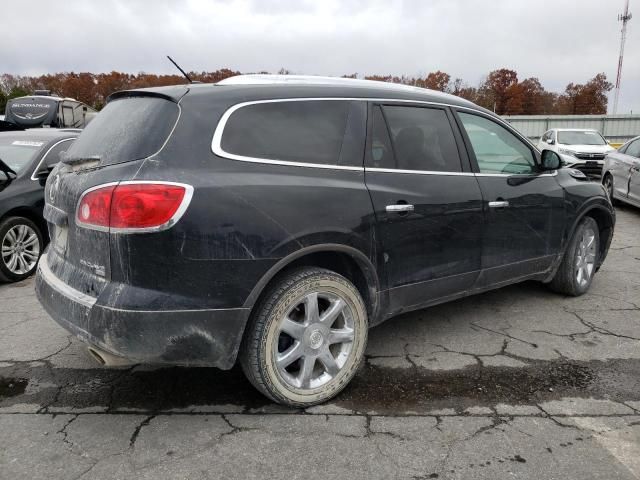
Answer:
[0, 216, 43, 283]
[602, 174, 619, 205]
[547, 217, 599, 297]
[240, 267, 368, 407]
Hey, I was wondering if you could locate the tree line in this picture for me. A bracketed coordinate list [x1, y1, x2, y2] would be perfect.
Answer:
[0, 68, 612, 115]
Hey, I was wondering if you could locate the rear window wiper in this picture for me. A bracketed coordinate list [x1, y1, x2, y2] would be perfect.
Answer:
[60, 152, 101, 170]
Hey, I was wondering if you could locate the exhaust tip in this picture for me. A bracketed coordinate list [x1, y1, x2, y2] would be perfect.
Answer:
[86, 346, 133, 367]
[87, 347, 106, 365]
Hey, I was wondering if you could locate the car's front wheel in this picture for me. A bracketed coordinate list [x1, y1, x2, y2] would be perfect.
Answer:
[547, 217, 599, 296]
[0, 216, 43, 283]
[603, 174, 617, 204]
[240, 267, 368, 406]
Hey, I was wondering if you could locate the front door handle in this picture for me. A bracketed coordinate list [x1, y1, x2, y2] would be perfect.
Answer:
[386, 204, 415, 213]
[488, 200, 510, 208]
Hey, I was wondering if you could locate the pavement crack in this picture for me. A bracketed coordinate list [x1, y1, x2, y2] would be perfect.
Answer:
[129, 414, 156, 448]
[39, 336, 74, 362]
[403, 343, 419, 369]
[570, 311, 640, 342]
[470, 323, 538, 348]
[56, 414, 79, 449]
[219, 414, 261, 438]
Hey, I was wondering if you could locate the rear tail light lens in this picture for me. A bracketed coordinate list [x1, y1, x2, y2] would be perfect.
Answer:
[76, 182, 192, 232]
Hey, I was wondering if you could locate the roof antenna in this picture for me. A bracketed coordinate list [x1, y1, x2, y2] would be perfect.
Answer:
[167, 55, 193, 83]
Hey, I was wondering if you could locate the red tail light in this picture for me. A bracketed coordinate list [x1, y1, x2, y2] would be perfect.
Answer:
[76, 182, 192, 232]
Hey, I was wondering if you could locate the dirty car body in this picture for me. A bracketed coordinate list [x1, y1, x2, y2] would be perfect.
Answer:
[35, 76, 614, 389]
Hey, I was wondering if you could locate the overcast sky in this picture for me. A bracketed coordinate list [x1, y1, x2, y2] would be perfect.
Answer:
[3, 0, 638, 113]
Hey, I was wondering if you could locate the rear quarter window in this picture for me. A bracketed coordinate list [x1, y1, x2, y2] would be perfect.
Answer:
[64, 97, 179, 166]
[218, 100, 366, 167]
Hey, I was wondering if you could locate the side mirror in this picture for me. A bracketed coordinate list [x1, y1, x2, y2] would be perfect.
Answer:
[541, 150, 561, 170]
[546, 138, 555, 145]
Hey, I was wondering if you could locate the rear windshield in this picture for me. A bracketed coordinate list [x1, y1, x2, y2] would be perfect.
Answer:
[0, 137, 45, 173]
[64, 96, 179, 166]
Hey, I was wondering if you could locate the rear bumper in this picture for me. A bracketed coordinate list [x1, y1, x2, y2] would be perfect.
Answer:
[35, 251, 250, 369]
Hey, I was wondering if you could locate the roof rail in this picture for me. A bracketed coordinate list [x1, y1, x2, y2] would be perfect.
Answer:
[217, 74, 435, 95]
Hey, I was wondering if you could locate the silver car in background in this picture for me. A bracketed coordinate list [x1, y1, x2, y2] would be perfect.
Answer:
[602, 136, 640, 208]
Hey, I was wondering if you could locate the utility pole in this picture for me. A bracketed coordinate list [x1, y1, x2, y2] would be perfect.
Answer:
[613, 0, 632, 114]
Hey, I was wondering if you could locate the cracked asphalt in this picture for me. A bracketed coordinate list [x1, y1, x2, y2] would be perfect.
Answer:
[1, 206, 640, 479]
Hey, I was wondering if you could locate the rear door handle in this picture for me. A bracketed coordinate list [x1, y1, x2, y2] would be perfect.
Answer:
[386, 204, 415, 213]
[488, 200, 510, 208]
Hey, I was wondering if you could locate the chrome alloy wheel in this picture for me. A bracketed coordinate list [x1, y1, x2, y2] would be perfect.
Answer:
[1, 224, 40, 275]
[273, 291, 355, 390]
[575, 227, 596, 287]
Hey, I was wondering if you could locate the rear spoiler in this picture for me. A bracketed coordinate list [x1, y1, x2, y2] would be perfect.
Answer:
[0, 120, 24, 132]
[107, 86, 189, 105]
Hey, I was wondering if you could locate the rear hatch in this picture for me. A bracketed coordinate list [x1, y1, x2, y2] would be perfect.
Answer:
[43, 91, 184, 298]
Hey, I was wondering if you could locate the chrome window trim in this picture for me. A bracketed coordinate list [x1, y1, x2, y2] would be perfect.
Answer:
[211, 98, 366, 171]
[74, 181, 194, 234]
[210, 97, 543, 172]
[366, 167, 557, 178]
[367, 167, 472, 176]
[30, 137, 76, 181]
[37, 252, 97, 308]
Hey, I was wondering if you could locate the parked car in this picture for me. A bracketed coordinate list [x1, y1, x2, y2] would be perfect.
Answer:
[35, 75, 615, 406]
[602, 135, 640, 207]
[0, 129, 78, 282]
[537, 128, 616, 177]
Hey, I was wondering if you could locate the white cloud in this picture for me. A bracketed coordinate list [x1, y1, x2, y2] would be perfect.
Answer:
[2, 0, 638, 112]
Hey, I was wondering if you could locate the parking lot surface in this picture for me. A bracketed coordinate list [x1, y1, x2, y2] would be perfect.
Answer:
[1, 206, 640, 479]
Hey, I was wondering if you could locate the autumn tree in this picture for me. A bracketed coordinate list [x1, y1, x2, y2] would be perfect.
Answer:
[0, 69, 616, 115]
[477, 68, 519, 114]
[518, 78, 553, 115]
[557, 73, 613, 114]
[422, 71, 451, 92]
[450, 78, 478, 103]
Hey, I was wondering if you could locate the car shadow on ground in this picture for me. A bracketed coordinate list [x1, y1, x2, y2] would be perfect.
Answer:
[2, 280, 639, 414]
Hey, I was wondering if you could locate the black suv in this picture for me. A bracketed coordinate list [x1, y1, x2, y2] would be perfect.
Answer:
[0, 129, 77, 282]
[35, 75, 614, 406]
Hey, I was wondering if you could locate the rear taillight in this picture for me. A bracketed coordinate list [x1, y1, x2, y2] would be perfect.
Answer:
[76, 182, 192, 233]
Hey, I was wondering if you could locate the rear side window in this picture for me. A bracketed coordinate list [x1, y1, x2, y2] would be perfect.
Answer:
[220, 100, 366, 167]
[64, 97, 179, 166]
[374, 105, 462, 172]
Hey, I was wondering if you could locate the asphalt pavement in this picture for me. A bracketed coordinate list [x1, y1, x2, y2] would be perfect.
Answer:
[1, 206, 640, 479]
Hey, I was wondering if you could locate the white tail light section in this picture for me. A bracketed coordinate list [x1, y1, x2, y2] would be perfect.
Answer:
[76, 181, 193, 233]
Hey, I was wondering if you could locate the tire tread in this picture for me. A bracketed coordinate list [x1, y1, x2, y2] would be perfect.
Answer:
[239, 267, 367, 406]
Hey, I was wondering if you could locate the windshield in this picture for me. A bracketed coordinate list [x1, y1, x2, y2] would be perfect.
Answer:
[557, 131, 607, 146]
[0, 137, 45, 173]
